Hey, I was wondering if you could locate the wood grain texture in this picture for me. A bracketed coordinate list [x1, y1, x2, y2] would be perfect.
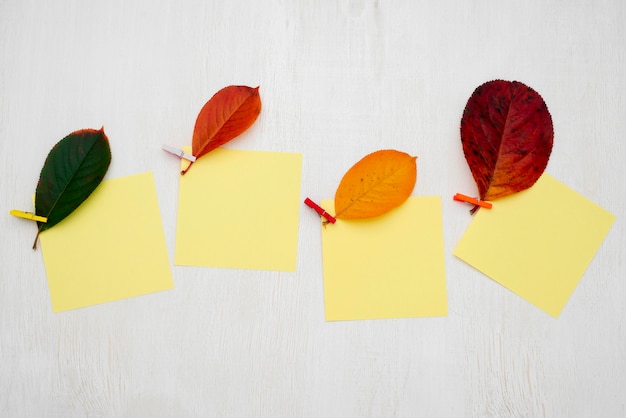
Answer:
[1, 0, 625, 417]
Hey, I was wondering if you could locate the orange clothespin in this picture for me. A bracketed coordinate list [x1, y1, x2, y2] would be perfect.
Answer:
[453, 193, 492, 209]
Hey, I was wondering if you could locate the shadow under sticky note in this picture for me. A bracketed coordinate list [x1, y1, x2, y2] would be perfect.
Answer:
[321, 197, 448, 321]
[39, 172, 174, 312]
[454, 173, 615, 318]
[175, 148, 303, 271]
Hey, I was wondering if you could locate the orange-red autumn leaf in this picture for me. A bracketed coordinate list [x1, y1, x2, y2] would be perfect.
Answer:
[334, 150, 417, 220]
[182, 85, 261, 174]
[460, 80, 553, 203]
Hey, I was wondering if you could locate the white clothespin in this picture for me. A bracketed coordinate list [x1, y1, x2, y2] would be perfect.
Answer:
[162, 145, 196, 162]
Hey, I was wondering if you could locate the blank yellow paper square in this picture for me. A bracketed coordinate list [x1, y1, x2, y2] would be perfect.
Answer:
[321, 197, 448, 321]
[454, 174, 615, 318]
[175, 148, 303, 271]
[39, 172, 174, 312]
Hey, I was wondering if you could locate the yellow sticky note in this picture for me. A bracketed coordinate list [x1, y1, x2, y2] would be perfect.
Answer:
[175, 148, 303, 271]
[39, 172, 174, 312]
[454, 174, 615, 317]
[321, 197, 448, 321]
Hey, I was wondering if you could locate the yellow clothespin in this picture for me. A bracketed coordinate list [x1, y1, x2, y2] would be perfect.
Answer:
[10, 210, 47, 223]
[162, 144, 196, 162]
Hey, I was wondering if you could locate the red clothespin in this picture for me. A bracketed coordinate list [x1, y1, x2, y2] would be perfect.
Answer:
[304, 198, 336, 224]
[453, 193, 492, 209]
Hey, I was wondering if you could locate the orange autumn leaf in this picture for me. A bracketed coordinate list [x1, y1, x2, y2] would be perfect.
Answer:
[182, 85, 261, 174]
[334, 150, 417, 220]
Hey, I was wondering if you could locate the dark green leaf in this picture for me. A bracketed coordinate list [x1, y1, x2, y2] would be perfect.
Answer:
[33, 128, 111, 249]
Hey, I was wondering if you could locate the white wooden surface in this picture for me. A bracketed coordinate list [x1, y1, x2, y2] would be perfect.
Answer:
[1, 1, 625, 417]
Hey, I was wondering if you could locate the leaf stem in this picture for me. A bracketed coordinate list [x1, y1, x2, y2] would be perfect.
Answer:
[181, 162, 193, 175]
[32, 229, 41, 250]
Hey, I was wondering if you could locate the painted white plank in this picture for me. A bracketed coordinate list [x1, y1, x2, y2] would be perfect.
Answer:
[1, 0, 624, 417]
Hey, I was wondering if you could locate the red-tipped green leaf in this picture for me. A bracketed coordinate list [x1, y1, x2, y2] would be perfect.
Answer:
[460, 80, 553, 202]
[183, 85, 261, 174]
[33, 128, 111, 248]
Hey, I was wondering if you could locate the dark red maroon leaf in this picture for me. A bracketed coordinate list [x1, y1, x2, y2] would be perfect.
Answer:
[460, 80, 553, 204]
